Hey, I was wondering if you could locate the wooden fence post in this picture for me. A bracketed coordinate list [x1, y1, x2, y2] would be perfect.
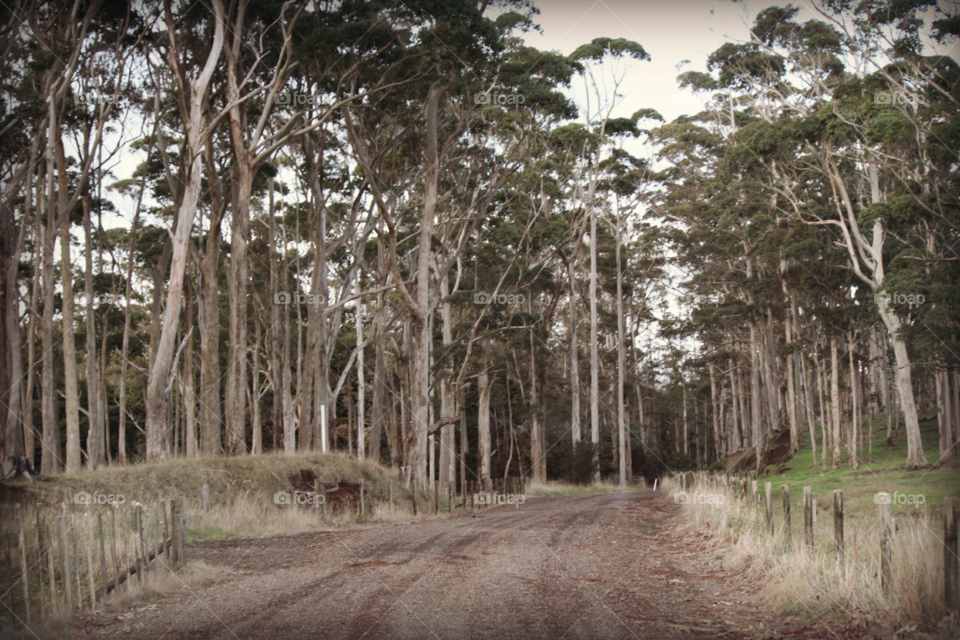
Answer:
[782, 485, 791, 544]
[202, 484, 210, 513]
[135, 504, 144, 584]
[35, 512, 46, 618]
[180, 497, 188, 567]
[59, 513, 73, 612]
[878, 493, 892, 592]
[945, 497, 959, 613]
[71, 513, 81, 605]
[109, 508, 118, 593]
[97, 513, 108, 601]
[751, 480, 758, 518]
[360, 479, 365, 519]
[4, 533, 13, 620]
[833, 490, 844, 561]
[803, 486, 813, 550]
[16, 505, 30, 623]
[165, 501, 174, 570]
[765, 482, 773, 535]
[46, 522, 58, 612]
[84, 510, 96, 609]
[389, 480, 394, 508]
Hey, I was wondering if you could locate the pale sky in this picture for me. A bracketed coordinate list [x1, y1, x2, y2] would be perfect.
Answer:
[522, 0, 759, 124]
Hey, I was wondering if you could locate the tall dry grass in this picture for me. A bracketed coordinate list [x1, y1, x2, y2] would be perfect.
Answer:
[523, 479, 642, 497]
[662, 475, 954, 633]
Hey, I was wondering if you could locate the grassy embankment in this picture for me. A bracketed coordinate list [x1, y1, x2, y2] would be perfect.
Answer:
[667, 414, 960, 633]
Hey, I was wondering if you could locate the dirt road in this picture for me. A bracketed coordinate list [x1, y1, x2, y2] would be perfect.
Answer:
[76, 492, 815, 639]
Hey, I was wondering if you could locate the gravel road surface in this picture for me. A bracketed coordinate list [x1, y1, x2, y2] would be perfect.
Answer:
[74, 491, 824, 639]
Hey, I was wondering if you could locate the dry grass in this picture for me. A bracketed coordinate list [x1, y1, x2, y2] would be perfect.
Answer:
[523, 479, 640, 497]
[3, 561, 227, 640]
[371, 500, 420, 522]
[662, 475, 955, 634]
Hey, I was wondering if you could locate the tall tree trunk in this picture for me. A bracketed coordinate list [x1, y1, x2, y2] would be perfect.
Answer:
[438, 274, 453, 494]
[589, 206, 599, 481]
[750, 324, 766, 473]
[762, 310, 781, 441]
[224, 161, 250, 457]
[60, 172, 81, 473]
[801, 352, 817, 468]
[830, 336, 842, 469]
[297, 249, 321, 452]
[682, 382, 689, 457]
[58, 139, 82, 473]
[356, 300, 365, 460]
[0, 168, 25, 477]
[251, 316, 262, 455]
[815, 349, 829, 470]
[615, 211, 626, 487]
[83, 196, 103, 469]
[566, 255, 580, 446]
[709, 362, 720, 461]
[727, 358, 746, 451]
[184, 281, 197, 459]
[529, 327, 545, 483]
[40, 156, 62, 475]
[477, 342, 491, 485]
[280, 221, 295, 454]
[146, 0, 225, 461]
[847, 333, 859, 470]
[370, 298, 386, 463]
[199, 208, 223, 458]
[784, 314, 799, 454]
[936, 367, 952, 464]
[410, 87, 443, 488]
[267, 178, 286, 454]
[24, 231, 40, 470]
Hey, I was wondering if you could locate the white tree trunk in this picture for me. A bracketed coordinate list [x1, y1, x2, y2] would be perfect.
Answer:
[589, 207, 599, 481]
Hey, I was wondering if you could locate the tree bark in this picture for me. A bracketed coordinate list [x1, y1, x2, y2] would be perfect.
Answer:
[830, 336, 842, 469]
[370, 296, 386, 463]
[589, 206, 599, 481]
[615, 209, 626, 487]
[82, 196, 103, 469]
[410, 87, 443, 488]
[184, 280, 197, 459]
[565, 255, 581, 446]
[477, 342, 492, 485]
[59, 142, 81, 473]
[750, 324, 766, 473]
[146, 0, 225, 462]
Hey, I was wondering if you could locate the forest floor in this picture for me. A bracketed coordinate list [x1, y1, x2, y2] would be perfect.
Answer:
[51, 491, 898, 640]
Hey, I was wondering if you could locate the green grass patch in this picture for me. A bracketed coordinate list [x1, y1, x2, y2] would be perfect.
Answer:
[753, 413, 960, 519]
